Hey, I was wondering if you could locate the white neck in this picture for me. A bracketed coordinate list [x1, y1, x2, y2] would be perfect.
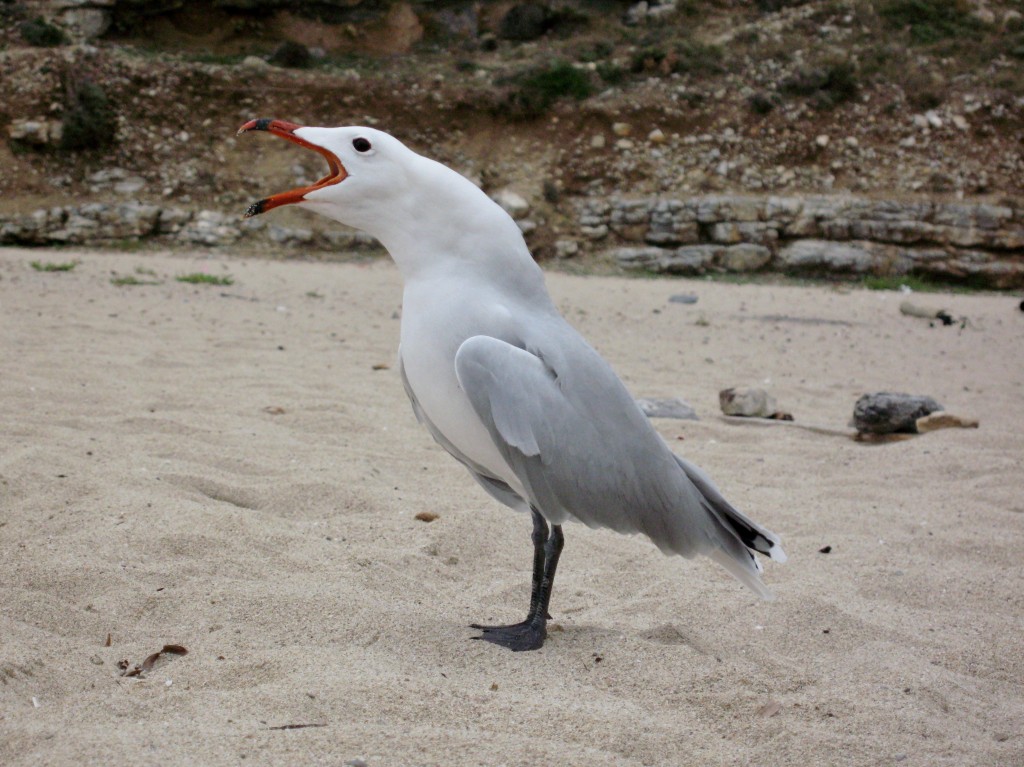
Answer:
[313, 154, 551, 305]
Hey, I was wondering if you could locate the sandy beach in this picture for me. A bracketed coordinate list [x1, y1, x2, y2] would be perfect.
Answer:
[1, 245, 1022, 766]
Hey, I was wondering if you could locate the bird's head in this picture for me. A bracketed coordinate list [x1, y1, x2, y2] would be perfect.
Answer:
[237, 119, 419, 235]
[237, 119, 533, 280]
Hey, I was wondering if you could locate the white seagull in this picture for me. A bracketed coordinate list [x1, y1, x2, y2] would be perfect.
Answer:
[239, 119, 786, 651]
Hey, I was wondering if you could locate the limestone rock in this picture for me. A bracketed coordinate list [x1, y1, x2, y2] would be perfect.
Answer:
[719, 387, 778, 418]
[491, 189, 530, 219]
[554, 239, 579, 258]
[778, 239, 876, 273]
[60, 8, 111, 40]
[718, 243, 771, 272]
[8, 119, 63, 147]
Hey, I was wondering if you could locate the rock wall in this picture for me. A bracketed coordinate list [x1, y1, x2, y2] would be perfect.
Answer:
[3, 192, 1022, 288]
[0, 202, 379, 252]
[578, 195, 1024, 288]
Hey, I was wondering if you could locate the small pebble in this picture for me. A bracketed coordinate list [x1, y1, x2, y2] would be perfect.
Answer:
[668, 293, 698, 304]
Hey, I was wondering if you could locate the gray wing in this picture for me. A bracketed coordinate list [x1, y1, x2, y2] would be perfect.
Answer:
[453, 333, 784, 598]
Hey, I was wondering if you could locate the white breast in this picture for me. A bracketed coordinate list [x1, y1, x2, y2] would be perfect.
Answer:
[398, 279, 525, 493]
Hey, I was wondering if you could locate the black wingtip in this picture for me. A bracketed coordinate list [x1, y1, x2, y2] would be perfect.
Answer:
[244, 199, 266, 218]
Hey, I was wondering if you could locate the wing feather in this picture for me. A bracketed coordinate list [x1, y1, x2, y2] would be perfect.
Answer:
[453, 333, 783, 597]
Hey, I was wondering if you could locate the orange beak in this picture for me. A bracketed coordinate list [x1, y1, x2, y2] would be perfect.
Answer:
[237, 118, 347, 217]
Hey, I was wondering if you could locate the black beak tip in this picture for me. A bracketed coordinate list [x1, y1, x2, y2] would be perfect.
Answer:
[244, 199, 266, 218]
[237, 117, 274, 136]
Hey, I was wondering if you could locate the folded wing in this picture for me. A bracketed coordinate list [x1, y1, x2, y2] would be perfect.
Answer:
[454, 334, 784, 598]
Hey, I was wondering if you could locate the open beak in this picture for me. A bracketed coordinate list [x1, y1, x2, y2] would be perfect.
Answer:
[237, 118, 347, 218]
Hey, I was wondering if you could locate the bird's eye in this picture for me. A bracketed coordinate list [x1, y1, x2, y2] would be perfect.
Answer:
[353, 137, 372, 153]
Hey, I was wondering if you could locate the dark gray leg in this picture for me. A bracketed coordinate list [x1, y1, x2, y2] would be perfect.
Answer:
[471, 509, 564, 652]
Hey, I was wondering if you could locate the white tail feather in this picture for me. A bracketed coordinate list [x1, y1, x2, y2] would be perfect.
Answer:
[709, 548, 776, 601]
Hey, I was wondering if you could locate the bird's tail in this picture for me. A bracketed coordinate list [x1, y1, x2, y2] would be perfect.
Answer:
[708, 543, 776, 600]
[673, 455, 787, 599]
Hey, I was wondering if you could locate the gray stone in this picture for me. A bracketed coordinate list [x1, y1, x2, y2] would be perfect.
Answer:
[158, 207, 193, 234]
[554, 239, 579, 258]
[666, 245, 722, 274]
[491, 189, 530, 218]
[849, 219, 935, 244]
[867, 199, 933, 222]
[611, 246, 669, 270]
[268, 225, 314, 245]
[735, 221, 779, 245]
[60, 8, 111, 39]
[973, 204, 1014, 230]
[8, 119, 63, 147]
[636, 397, 698, 420]
[49, 214, 98, 243]
[696, 195, 763, 223]
[818, 218, 852, 240]
[784, 215, 823, 238]
[98, 202, 160, 238]
[177, 210, 239, 246]
[852, 392, 943, 434]
[932, 203, 975, 229]
[241, 55, 270, 69]
[113, 177, 146, 196]
[580, 224, 609, 239]
[778, 240, 876, 273]
[718, 243, 771, 272]
[668, 293, 698, 304]
[644, 220, 699, 246]
[765, 196, 803, 219]
[88, 168, 128, 185]
[709, 222, 742, 244]
[610, 199, 651, 226]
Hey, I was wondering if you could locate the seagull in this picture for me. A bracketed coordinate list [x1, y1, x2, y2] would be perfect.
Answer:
[238, 118, 786, 651]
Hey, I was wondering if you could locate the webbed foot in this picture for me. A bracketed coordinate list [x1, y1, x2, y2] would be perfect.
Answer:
[471, 620, 546, 652]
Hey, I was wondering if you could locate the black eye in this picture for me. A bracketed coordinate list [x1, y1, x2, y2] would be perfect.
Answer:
[353, 137, 372, 153]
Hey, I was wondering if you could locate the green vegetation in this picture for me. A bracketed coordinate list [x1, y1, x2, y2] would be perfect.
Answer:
[19, 17, 66, 47]
[521, 61, 593, 101]
[630, 39, 725, 76]
[504, 61, 595, 119]
[111, 275, 160, 286]
[781, 59, 859, 109]
[596, 61, 626, 85]
[176, 273, 234, 286]
[268, 41, 312, 69]
[859, 274, 981, 293]
[878, 0, 986, 45]
[31, 260, 78, 272]
[187, 51, 249, 66]
[111, 268, 162, 286]
[60, 77, 117, 152]
[748, 91, 780, 115]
